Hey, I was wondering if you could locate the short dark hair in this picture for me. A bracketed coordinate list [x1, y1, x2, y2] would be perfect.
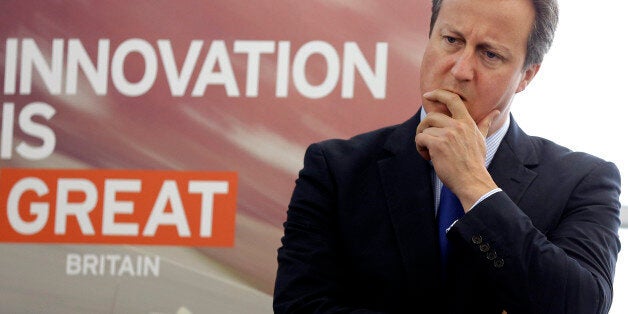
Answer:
[428, 0, 559, 68]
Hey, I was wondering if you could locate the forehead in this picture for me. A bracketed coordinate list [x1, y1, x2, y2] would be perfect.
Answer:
[436, 0, 535, 52]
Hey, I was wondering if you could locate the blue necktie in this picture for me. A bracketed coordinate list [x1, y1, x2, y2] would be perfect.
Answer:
[437, 185, 464, 276]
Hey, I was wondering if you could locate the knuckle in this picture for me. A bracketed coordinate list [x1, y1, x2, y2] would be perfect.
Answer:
[452, 121, 466, 133]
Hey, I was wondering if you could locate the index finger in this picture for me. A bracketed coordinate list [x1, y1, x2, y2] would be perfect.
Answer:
[423, 89, 471, 121]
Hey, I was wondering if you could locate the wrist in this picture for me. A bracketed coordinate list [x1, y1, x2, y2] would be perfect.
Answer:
[456, 177, 498, 212]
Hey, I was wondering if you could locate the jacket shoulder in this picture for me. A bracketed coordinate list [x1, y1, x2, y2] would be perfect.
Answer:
[299, 122, 406, 181]
[529, 135, 611, 169]
[315, 124, 399, 159]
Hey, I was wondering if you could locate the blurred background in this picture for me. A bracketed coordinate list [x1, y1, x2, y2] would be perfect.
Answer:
[0, 1, 625, 313]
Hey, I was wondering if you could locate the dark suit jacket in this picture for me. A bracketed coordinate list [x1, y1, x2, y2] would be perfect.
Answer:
[274, 110, 621, 313]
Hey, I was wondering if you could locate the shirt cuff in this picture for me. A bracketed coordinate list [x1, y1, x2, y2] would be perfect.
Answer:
[445, 188, 502, 233]
[469, 188, 502, 210]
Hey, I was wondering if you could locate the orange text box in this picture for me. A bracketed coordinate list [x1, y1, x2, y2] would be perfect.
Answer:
[0, 168, 237, 246]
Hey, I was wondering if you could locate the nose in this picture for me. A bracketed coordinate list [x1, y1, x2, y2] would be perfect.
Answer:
[450, 48, 475, 81]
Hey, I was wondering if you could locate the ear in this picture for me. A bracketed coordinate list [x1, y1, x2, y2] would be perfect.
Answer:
[516, 63, 541, 93]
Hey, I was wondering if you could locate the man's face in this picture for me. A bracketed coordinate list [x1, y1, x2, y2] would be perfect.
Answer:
[420, 0, 539, 134]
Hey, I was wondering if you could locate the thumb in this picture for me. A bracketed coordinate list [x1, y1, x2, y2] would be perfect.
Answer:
[478, 110, 501, 138]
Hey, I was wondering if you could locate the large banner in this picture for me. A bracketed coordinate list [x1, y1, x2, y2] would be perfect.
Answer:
[0, 1, 429, 312]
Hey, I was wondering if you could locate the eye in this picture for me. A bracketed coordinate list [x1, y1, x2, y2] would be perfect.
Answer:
[444, 36, 458, 44]
[485, 51, 498, 59]
[482, 49, 503, 63]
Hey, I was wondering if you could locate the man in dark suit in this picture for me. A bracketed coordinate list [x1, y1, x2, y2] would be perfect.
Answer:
[274, 0, 622, 313]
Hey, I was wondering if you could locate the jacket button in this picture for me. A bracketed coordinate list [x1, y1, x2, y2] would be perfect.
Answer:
[479, 243, 490, 252]
[472, 235, 483, 244]
[494, 258, 504, 268]
[486, 250, 497, 260]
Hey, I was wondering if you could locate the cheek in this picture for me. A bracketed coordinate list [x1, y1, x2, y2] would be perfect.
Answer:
[419, 50, 442, 91]
[470, 76, 519, 119]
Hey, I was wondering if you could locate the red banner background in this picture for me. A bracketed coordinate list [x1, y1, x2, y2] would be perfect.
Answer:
[0, 1, 429, 312]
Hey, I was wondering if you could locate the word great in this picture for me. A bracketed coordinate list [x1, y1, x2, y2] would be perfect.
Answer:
[4, 38, 388, 99]
[0, 168, 238, 246]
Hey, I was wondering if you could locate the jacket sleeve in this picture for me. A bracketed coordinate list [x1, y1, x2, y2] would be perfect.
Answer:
[273, 143, 385, 314]
[451, 160, 622, 313]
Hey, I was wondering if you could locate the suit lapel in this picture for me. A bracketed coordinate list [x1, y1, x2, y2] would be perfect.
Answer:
[378, 111, 441, 289]
[489, 117, 539, 205]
